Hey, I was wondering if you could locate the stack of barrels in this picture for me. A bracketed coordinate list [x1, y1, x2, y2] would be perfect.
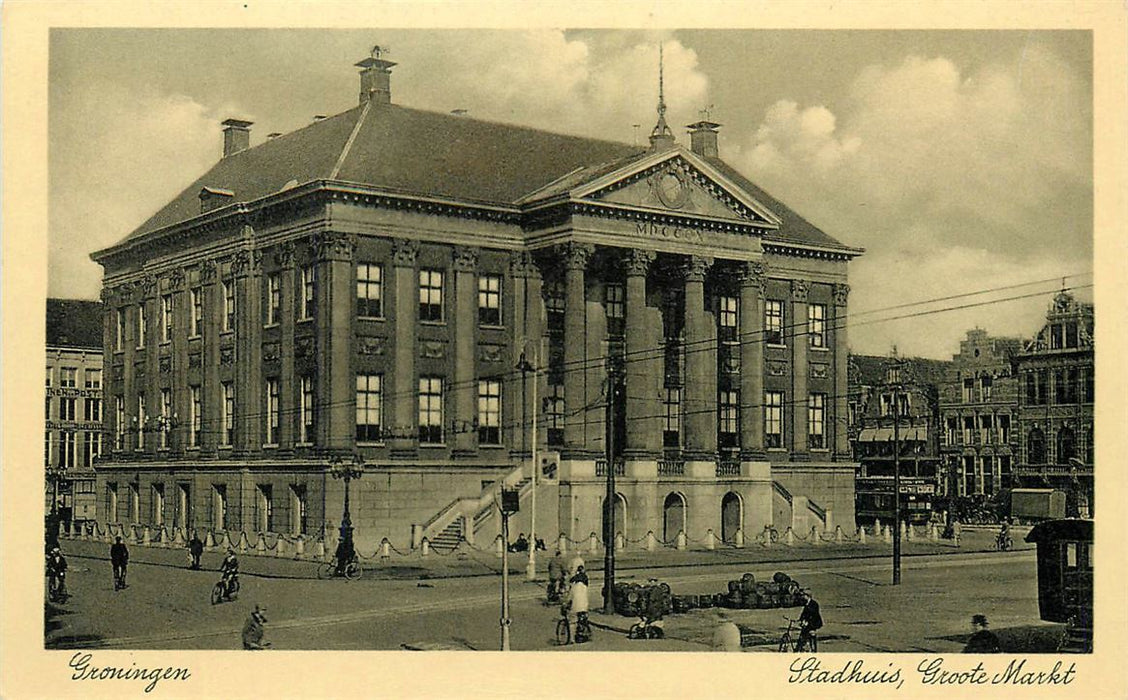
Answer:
[720, 572, 803, 610]
[612, 580, 673, 617]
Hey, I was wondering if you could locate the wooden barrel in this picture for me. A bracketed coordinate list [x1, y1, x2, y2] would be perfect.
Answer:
[772, 571, 791, 584]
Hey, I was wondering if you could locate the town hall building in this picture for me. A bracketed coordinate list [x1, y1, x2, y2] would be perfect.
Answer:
[91, 53, 863, 552]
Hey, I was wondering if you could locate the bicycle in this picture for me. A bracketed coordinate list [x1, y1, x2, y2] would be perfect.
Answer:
[996, 534, 1013, 551]
[555, 607, 592, 645]
[211, 572, 240, 605]
[778, 617, 817, 653]
[48, 574, 69, 604]
[317, 555, 362, 580]
[628, 614, 665, 640]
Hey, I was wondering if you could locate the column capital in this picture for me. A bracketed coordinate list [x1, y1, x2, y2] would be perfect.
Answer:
[740, 260, 769, 296]
[230, 248, 263, 278]
[274, 240, 297, 269]
[790, 279, 811, 302]
[682, 255, 714, 283]
[167, 267, 187, 291]
[199, 259, 219, 284]
[453, 246, 479, 273]
[623, 249, 655, 277]
[390, 238, 420, 267]
[833, 283, 851, 307]
[509, 251, 541, 280]
[139, 273, 159, 299]
[101, 285, 122, 305]
[560, 242, 595, 271]
[311, 231, 356, 263]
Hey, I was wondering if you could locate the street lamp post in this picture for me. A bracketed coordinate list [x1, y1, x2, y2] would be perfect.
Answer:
[329, 454, 365, 562]
[886, 352, 906, 586]
[602, 357, 621, 615]
[517, 347, 540, 582]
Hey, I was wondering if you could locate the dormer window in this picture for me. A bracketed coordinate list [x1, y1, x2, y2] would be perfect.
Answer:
[199, 186, 235, 213]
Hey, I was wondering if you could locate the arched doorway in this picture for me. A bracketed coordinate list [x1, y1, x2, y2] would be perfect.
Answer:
[721, 492, 743, 543]
[663, 492, 686, 544]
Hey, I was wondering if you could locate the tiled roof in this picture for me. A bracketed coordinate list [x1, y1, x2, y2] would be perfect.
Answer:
[122, 102, 854, 255]
[47, 298, 103, 350]
[850, 354, 951, 388]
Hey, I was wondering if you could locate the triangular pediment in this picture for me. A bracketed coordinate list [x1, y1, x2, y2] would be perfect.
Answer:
[573, 150, 782, 227]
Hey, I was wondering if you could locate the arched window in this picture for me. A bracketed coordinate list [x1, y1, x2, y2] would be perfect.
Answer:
[1057, 427, 1076, 463]
[1027, 427, 1046, 465]
[663, 492, 687, 544]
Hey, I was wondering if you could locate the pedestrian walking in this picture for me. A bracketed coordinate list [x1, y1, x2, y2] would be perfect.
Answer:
[963, 614, 1002, 653]
[110, 536, 130, 590]
[241, 604, 271, 650]
[952, 519, 962, 548]
[188, 533, 204, 570]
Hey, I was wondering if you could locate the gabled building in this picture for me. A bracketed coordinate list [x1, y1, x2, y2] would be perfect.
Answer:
[46, 298, 104, 530]
[1013, 291, 1094, 515]
[90, 53, 862, 551]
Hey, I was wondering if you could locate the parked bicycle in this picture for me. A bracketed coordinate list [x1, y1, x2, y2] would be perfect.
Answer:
[778, 616, 817, 653]
[317, 554, 362, 580]
[211, 571, 240, 605]
[555, 606, 592, 646]
[628, 613, 665, 640]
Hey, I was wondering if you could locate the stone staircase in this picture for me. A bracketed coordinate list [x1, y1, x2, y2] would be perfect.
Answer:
[417, 467, 528, 548]
[429, 519, 464, 553]
[471, 477, 531, 539]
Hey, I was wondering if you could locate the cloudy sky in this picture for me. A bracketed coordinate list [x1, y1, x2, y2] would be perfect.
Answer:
[48, 29, 1093, 359]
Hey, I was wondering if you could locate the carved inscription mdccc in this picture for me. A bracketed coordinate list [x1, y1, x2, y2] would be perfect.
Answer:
[634, 221, 705, 244]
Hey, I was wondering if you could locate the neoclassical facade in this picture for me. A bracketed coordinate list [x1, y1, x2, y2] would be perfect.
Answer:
[92, 55, 862, 550]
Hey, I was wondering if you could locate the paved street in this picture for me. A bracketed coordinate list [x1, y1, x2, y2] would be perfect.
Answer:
[46, 532, 1063, 653]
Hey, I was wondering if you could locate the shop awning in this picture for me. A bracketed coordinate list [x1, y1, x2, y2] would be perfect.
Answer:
[856, 426, 928, 442]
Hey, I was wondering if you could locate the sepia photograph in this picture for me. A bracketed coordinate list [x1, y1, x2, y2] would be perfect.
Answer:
[4, 3, 1126, 699]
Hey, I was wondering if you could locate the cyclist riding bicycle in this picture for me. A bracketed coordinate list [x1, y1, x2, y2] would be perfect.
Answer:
[796, 589, 822, 651]
[997, 522, 1011, 550]
[46, 546, 68, 599]
[220, 549, 240, 592]
[547, 550, 567, 602]
[564, 564, 591, 643]
[334, 535, 357, 577]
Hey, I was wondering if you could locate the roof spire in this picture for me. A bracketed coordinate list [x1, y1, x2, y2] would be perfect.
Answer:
[649, 43, 675, 150]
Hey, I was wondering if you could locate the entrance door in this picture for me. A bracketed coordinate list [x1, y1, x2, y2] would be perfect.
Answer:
[663, 492, 686, 544]
[721, 492, 742, 543]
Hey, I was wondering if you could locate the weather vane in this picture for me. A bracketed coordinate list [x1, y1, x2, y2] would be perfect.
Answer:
[699, 105, 715, 121]
[371, 44, 391, 60]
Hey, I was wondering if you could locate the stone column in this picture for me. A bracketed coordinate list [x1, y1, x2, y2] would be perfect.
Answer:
[683, 256, 717, 461]
[833, 283, 851, 459]
[312, 231, 356, 454]
[452, 246, 478, 458]
[390, 238, 419, 457]
[233, 243, 263, 457]
[168, 267, 189, 456]
[275, 242, 297, 450]
[789, 280, 810, 459]
[200, 259, 221, 457]
[624, 249, 659, 460]
[740, 261, 767, 460]
[99, 286, 117, 452]
[562, 243, 594, 458]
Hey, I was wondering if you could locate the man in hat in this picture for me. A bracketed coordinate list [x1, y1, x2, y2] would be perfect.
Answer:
[796, 589, 823, 652]
[963, 614, 1002, 653]
[110, 536, 129, 590]
[242, 604, 271, 650]
[187, 532, 204, 570]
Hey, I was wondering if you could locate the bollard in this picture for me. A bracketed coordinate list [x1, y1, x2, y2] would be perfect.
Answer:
[558, 534, 568, 555]
[255, 535, 267, 554]
[676, 530, 687, 551]
[495, 534, 505, 559]
[762, 526, 772, 549]
[205, 531, 215, 548]
[810, 526, 821, 546]
[142, 527, 152, 546]
[615, 532, 625, 551]
[646, 530, 657, 552]
[380, 538, 391, 560]
[315, 539, 326, 559]
[238, 532, 250, 553]
[906, 523, 915, 542]
[734, 529, 745, 548]
[295, 536, 305, 558]
[785, 527, 796, 546]
[421, 538, 431, 557]
[834, 525, 844, 544]
[900, 521, 908, 539]
[705, 529, 716, 551]
[928, 523, 938, 541]
[883, 525, 892, 544]
[589, 532, 600, 554]
[276, 537, 287, 557]
[858, 526, 867, 544]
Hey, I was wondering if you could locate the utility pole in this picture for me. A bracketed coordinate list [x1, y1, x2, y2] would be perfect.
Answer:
[887, 352, 905, 585]
[602, 357, 620, 614]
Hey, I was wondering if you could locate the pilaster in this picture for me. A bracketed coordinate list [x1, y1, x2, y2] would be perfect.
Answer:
[312, 230, 356, 454]
[390, 238, 419, 457]
[200, 259, 221, 457]
[232, 243, 263, 457]
[275, 242, 297, 451]
[452, 246, 478, 458]
[833, 283, 851, 458]
[790, 279, 810, 459]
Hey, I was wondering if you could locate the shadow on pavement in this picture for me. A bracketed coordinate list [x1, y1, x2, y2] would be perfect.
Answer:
[927, 624, 1067, 653]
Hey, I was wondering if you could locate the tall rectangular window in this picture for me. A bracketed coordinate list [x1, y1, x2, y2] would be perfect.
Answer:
[477, 380, 502, 445]
[160, 294, 173, 342]
[257, 484, 273, 532]
[85, 368, 102, 389]
[290, 485, 308, 536]
[136, 303, 146, 348]
[418, 377, 444, 444]
[357, 263, 383, 318]
[546, 384, 565, 445]
[107, 483, 119, 522]
[159, 388, 171, 449]
[223, 280, 235, 332]
[356, 374, 383, 442]
[808, 393, 826, 449]
[84, 432, 102, 467]
[221, 382, 234, 446]
[419, 269, 444, 322]
[59, 430, 76, 468]
[136, 394, 146, 450]
[718, 296, 738, 341]
[764, 391, 784, 448]
[808, 304, 826, 348]
[115, 396, 125, 450]
[478, 274, 502, 326]
[300, 375, 315, 443]
[115, 309, 126, 351]
[765, 300, 784, 345]
[718, 390, 739, 449]
[189, 385, 201, 448]
[265, 273, 281, 325]
[663, 387, 682, 448]
[59, 397, 76, 421]
[300, 265, 315, 320]
[152, 483, 165, 526]
[265, 378, 280, 445]
[128, 483, 140, 522]
[177, 484, 191, 530]
[605, 284, 625, 336]
[999, 414, 1011, 444]
[212, 484, 228, 530]
[60, 367, 77, 388]
[84, 397, 102, 422]
[980, 374, 993, 401]
[46, 366, 52, 387]
[190, 287, 203, 337]
[545, 281, 565, 332]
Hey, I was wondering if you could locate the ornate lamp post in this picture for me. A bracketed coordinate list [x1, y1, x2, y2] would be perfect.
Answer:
[329, 454, 365, 557]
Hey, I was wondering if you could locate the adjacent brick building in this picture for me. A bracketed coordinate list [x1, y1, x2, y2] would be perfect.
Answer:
[90, 54, 862, 550]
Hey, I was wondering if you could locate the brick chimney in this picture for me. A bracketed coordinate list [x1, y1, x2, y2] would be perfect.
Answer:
[686, 120, 721, 159]
[221, 119, 253, 158]
[356, 55, 397, 105]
